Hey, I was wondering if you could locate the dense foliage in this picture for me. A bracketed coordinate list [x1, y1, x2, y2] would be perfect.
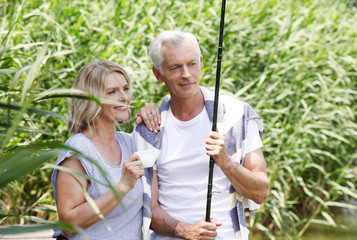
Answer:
[1, 0, 356, 239]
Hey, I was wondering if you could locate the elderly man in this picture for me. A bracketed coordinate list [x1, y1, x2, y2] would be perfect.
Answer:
[134, 30, 269, 240]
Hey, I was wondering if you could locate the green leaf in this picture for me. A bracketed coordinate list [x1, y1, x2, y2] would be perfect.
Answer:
[0, 223, 87, 239]
[321, 212, 337, 227]
[34, 88, 128, 107]
[0, 142, 65, 186]
[325, 201, 357, 210]
[0, 46, 8, 59]
[21, 44, 48, 104]
[0, 101, 67, 120]
[0, 223, 60, 234]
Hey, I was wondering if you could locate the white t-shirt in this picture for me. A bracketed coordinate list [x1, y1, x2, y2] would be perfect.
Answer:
[153, 107, 262, 240]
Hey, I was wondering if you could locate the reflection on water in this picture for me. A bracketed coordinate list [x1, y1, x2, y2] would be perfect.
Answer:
[250, 199, 357, 239]
[303, 199, 357, 240]
[302, 225, 357, 240]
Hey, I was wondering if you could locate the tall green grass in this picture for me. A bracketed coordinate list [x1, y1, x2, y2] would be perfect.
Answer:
[1, 0, 356, 238]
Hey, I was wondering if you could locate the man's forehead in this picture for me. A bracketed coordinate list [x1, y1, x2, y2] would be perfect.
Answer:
[162, 38, 194, 51]
[162, 40, 197, 63]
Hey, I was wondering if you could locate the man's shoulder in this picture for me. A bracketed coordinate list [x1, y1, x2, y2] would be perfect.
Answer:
[220, 93, 247, 109]
[219, 92, 254, 110]
[158, 96, 171, 112]
[201, 86, 245, 104]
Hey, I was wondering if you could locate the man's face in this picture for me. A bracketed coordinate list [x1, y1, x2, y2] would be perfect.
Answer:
[156, 39, 202, 100]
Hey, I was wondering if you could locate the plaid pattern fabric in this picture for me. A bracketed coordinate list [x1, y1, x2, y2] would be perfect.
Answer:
[134, 86, 263, 240]
[141, 172, 151, 240]
[121, 134, 152, 240]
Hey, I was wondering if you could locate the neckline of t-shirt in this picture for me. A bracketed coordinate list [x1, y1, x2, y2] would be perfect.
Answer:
[77, 132, 123, 168]
[168, 106, 208, 126]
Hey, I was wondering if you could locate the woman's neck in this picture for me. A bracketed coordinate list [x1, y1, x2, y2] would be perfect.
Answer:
[82, 121, 116, 144]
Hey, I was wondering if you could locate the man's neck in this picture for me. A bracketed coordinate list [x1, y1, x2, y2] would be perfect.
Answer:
[170, 89, 205, 121]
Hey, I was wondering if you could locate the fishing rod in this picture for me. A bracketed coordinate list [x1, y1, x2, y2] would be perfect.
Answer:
[205, 0, 226, 222]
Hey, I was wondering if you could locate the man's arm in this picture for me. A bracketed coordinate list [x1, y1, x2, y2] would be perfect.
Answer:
[226, 148, 269, 204]
[205, 132, 269, 204]
[150, 170, 221, 239]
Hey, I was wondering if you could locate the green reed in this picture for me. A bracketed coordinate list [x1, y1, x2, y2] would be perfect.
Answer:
[0, 0, 356, 238]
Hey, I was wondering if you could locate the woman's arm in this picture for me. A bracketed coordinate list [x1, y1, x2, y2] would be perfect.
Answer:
[56, 153, 144, 235]
[135, 105, 161, 133]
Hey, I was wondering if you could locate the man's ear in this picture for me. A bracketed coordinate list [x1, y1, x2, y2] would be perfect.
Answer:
[152, 67, 164, 83]
[199, 56, 203, 70]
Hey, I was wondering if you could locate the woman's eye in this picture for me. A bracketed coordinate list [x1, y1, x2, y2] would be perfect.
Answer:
[108, 90, 115, 95]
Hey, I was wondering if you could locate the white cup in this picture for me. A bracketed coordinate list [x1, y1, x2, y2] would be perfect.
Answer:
[137, 149, 157, 168]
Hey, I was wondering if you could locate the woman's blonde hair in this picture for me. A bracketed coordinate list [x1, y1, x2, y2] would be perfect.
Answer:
[68, 59, 132, 133]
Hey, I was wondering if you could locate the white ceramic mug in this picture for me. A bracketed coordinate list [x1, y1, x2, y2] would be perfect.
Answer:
[137, 149, 157, 168]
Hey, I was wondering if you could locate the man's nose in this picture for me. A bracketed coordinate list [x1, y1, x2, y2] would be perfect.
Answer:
[182, 65, 191, 78]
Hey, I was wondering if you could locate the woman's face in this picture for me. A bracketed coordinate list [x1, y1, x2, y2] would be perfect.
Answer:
[98, 72, 131, 123]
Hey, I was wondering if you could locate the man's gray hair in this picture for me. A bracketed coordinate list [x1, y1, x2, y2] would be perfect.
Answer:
[149, 30, 202, 73]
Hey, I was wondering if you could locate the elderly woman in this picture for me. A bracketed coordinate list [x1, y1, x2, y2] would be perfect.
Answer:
[51, 60, 158, 240]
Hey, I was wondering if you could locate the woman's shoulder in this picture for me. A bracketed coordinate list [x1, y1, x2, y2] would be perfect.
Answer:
[60, 133, 96, 156]
[114, 131, 133, 150]
[114, 131, 132, 141]
[56, 133, 97, 165]
[65, 133, 91, 146]
[114, 131, 131, 139]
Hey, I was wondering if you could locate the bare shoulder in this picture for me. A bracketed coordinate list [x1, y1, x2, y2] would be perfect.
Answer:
[59, 157, 86, 173]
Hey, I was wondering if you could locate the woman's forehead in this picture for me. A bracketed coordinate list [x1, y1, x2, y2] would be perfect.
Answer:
[105, 72, 127, 87]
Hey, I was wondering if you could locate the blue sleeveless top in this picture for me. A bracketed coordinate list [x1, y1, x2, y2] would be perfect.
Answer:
[51, 132, 144, 240]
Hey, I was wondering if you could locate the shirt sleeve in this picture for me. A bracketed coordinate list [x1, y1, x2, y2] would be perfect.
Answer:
[246, 119, 263, 153]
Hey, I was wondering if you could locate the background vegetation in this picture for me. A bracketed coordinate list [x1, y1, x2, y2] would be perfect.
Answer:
[1, 0, 356, 239]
